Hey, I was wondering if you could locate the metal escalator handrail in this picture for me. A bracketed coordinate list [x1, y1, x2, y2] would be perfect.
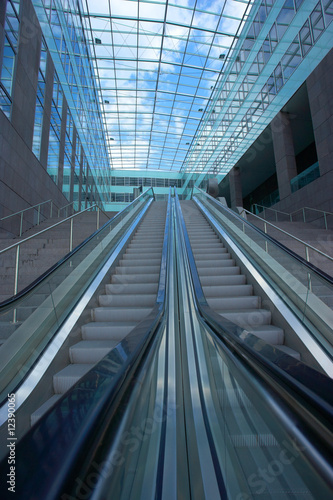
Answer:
[0, 189, 173, 500]
[193, 187, 333, 285]
[0, 188, 154, 309]
[174, 191, 333, 449]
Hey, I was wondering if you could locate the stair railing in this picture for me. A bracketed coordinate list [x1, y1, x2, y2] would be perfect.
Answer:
[253, 204, 333, 230]
[0, 199, 54, 237]
[0, 204, 111, 312]
[241, 207, 333, 268]
[57, 201, 75, 218]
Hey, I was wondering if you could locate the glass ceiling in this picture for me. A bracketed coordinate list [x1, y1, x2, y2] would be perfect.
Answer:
[81, 0, 253, 173]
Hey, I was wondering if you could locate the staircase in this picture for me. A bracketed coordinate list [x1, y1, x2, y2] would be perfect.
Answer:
[181, 201, 300, 360]
[0, 211, 113, 302]
[31, 201, 167, 425]
[246, 214, 333, 276]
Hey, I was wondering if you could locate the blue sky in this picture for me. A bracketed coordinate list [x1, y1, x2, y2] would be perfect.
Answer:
[83, 0, 250, 172]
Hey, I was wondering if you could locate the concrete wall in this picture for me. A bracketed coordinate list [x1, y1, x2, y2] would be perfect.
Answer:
[273, 49, 333, 214]
[0, 109, 68, 234]
[220, 48, 333, 216]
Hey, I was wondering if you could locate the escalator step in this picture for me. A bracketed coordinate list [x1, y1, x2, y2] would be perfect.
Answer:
[118, 258, 161, 267]
[53, 364, 94, 394]
[81, 321, 137, 340]
[243, 325, 285, 344]
[111, 273, 160, 284]
[69, 340, 119, 363]
[91, 307, 152, 322]
[199, 268, 241, 281]
[217, 309, 272, 327]
[105, 283, 158, 294]
[207, 295, 261, 310]
[203, 284, 253, 297]
[195, 254, 232, 264]
[98, 294, 156, 307]
[115, 265, 161, 275]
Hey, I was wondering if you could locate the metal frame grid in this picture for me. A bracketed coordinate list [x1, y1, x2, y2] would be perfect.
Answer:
[81, 0, 253, 173]
[182, 0, 333, 190]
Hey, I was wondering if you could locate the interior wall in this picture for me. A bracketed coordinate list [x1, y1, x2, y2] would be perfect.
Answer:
[0, 110, 68, 235]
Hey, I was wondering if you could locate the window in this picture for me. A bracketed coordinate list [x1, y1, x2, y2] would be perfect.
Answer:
[281, 36, 301, 80]
[300, 20, 313, 57]
[310, 3, 325, 42]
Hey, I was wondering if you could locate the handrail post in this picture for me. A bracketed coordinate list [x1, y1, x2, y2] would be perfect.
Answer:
[70, 218, 73, 253]
[13, 245, 20, 323]
[37, 204, 41, 226]
[97, 207, 100, 230]
[264, 222, 268, 253]
[50, 200, 53, 219]
[324, 212, 328, 230]
[19, 212, 23, 237]
[306, 246, 312, 293]
[303, 208, 306, 223]
[305, 246, 310, 263]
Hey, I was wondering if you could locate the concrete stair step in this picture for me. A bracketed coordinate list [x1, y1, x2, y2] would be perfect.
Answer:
[0, 321, 23, 340]
[69, 340, 119, 363]
[1, 306, 37, 322]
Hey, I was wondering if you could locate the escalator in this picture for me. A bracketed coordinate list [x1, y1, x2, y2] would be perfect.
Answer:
[0, 189, 333, 499]
[31, 201, 167, 424]
[0, 188, 163, 442]
[181, 200, 301, 360]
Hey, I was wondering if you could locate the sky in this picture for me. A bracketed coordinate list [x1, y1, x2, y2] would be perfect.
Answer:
[81, 0, 251, 173]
